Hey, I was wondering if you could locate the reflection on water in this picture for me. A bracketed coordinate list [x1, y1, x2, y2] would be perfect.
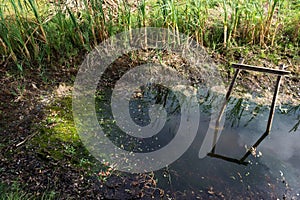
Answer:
[96, 85, 300, 198]
[156, 99, 300, 198]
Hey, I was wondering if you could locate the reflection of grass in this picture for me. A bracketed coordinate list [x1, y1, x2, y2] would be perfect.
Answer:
[226, 97, 270, 128]
[226, 98, 245, 127]
[291, 120, 300, 132]
[288, 104, 300, 132]
[225, 98, 300, 132]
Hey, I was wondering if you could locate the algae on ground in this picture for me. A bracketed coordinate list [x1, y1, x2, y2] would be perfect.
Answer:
[30, 96, 98, 170]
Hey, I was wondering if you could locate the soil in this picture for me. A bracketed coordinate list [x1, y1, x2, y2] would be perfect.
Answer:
[0, 47, 299, 199]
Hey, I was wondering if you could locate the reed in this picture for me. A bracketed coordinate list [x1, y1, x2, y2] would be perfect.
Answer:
[0, 0, 299, 68]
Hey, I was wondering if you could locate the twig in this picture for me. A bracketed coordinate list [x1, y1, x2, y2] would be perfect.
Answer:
[15, 131, 39, 147]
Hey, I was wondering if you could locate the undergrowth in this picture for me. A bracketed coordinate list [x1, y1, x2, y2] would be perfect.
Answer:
[0, 0, 299, 72]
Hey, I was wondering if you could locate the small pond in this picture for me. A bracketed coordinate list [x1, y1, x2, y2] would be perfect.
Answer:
[95, 83, 300, 199]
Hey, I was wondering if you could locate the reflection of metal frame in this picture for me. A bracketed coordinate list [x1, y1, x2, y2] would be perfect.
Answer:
[208, 59, 291, 165]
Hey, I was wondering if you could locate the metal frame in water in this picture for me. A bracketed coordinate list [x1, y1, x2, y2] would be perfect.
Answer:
[208, 59, 291, 165]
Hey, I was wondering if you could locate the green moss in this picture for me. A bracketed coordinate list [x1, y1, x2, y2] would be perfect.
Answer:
[30, 96, 97, 170]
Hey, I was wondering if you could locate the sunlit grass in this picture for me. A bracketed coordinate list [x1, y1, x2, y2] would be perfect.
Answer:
[0, 0, 299, 69]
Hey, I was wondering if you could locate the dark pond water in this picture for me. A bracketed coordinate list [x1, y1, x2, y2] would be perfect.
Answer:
[95, 85, 300, 199]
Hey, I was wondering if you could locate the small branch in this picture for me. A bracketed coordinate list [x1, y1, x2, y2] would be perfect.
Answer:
[15, 132, 38, 147]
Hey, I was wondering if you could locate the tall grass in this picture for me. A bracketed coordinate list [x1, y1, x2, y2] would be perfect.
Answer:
[0, 0, 299, 69]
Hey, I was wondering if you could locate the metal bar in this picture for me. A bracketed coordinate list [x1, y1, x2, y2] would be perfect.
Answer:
[207, 153, 248, 165]
[207, 62, 290, 165]
[240, 64, 285, 162]
[210, 58, 244, 153]
[232, 63, 290, 75]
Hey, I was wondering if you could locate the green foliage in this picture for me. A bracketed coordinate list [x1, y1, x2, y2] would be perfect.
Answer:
[0, 182, 57, 200]
[0, 0, 299, 69]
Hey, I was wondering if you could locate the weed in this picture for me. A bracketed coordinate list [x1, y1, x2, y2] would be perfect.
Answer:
[1, 0, 299, 69]
[0, 181, 57, 200]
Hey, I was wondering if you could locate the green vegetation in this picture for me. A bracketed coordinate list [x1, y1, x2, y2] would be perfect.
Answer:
[0, 94, 115, 198]
[30, 96, 99, 170]
[0, 0, 299, 198]
[0, 182, 57, 200]
[1, 0, 299, 70]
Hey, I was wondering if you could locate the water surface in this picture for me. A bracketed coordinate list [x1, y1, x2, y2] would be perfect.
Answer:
[96, 85, 300, 198]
